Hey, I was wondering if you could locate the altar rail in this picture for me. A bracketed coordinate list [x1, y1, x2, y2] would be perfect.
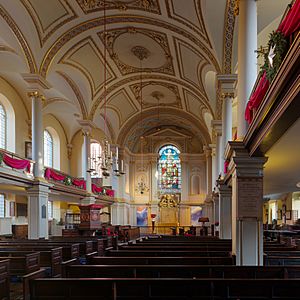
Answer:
[139, 225, 207, 236]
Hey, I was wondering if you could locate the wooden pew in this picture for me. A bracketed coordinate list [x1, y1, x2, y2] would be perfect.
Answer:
[0, 251, 45, 300]
[64, 264, 300, 279]
[0, 247, 62, 277]
[0, 241, 80, 261]
[0, 260, 10, 300]
[0, 251, 40, 275]
[119, 245, 232, 251]
[30, 277, 300, 299]
[88, 256, 235, 265]
[107, 249, 232, 257]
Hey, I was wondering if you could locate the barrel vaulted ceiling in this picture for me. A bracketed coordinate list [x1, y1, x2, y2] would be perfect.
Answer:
[0, 0, 289, 152]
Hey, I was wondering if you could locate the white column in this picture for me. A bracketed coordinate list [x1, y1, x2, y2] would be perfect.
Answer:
[82, 130, 92, 193]
[218, 181, 232, 239]
[237, 0, 257, 139]
[222, 95, 233, 155]
[227, 141, 267, 265]
[30, 92, 44, 178]
[210, 144, 217, 188]
[204, 147, 212, 195]
[28, 182, 50, 239]
[212, 121, 222, 178]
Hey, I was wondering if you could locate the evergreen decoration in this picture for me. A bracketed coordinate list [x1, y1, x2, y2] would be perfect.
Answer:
[64, 176, 72, 186]
[257, 31, 288, 82]
[0, 153, 3, 164]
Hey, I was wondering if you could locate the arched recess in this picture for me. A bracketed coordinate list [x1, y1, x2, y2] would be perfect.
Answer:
[0, 77, 29, 156]
[0, 93, 15, 152]
[43, 114, 68, 173]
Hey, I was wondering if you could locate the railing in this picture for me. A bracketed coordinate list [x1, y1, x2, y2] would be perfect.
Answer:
[245, 0, 299, 124]
[0, 148, 34, 177]
[92, 183, 115, 199]
[44, 167, 86, 190]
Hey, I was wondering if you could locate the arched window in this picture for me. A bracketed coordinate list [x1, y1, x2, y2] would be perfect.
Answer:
[158, 145, 181, 191]
[0, 104, 6, 149]
[44, 130, 53, 167]
[90, 142, 102, 178]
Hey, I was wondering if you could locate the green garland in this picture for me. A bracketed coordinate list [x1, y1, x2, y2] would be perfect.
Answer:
[64, 176, 72, 186]
[258, 31, 288, 82]
[0, 152, 3, 165]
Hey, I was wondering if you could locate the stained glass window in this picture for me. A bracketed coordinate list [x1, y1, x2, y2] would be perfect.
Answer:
[158, 145, 181, 191]
[0, 104, 6, 149]
[44, 130, 53, 167]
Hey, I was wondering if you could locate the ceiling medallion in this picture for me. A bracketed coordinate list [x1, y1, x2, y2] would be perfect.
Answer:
[98, 28, 174, 75]
[151, 91, 164, 101]
[131, 46, 150, 61]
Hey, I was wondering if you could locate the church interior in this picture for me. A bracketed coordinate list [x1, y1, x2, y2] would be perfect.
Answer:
[0, 0, 299, 298]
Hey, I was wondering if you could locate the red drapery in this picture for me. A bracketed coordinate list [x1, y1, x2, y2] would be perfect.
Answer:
[3, 154, 31, 172]
[45, 168, 86, 189]
[245, 0, 300, 124]
[277, 0, 300, 36]
[224, 160, 229, 174]
[92, 183, 103, 194]
[92, 184, 114, 197]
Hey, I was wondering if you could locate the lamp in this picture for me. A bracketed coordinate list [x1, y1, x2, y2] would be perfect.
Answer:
[95, 0, 124, 178]
[133, 46, 149, 194]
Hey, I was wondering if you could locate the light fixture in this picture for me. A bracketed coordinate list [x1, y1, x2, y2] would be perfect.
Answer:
[91, 0, 124, 179]
[296, 182, 300, 188]
[133, 46, 149, 194]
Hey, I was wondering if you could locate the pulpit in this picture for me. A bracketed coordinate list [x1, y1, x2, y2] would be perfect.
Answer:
[79, 204, 103, 231]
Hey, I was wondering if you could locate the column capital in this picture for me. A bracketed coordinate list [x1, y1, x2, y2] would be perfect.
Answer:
[23, 74, 51, 98]
[78, 119, 96, 135]
[217, 73, 237, 98]
[211, 120, 222, 136]
[203, 146, 212, 158]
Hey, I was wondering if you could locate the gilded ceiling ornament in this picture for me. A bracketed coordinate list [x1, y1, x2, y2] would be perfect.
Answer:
[98, 27, 174, 75]
[77, 0, 160, 13]
[234, 0, 239, 16]
[131, 46, 150, 60]
[130, 81, 181, 109]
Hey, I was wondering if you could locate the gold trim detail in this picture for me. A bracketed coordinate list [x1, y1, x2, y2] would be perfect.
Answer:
[165, 0, 212, 48]
[40, 15, 220, 77]
[56, 71, 88, 119]
[28, 91, 45, 101]
[76, 0, 161, 14]
[89, 74, 214, 120]
[0, 4, 37, 73]
[223, 0, 236, 74]
[20, 0, 77, 47]
[129, 81, 182, 109]
[98, 27, 174, 75]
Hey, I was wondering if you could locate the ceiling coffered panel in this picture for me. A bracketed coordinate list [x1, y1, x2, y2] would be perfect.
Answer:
[0, 0, 284, 151]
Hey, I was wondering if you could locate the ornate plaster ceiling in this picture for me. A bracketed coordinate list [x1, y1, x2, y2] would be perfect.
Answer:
[0, 0, 286, 153]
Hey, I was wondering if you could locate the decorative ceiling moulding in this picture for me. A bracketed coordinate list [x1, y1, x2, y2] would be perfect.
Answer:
[173, 36, 211, 97]
[77, 0, 161, 14]
[222, 0, 236, 74]
[99, 112, 116, 142]
[165, 0, 212, 48]
[88, 74, 211, 119]
[98, 27, 174, 75]
[56, 71, 88, 119]
[39, 15, 219, 77]
[20, 0, 77, 47]
[183, 88, 210, 120]
[58, 37, 116, 98]
[129, 81, 182, 109]
[117, 107, 211, 149]
[0, 4, 37, 73]
[106, 89, 138, 125]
